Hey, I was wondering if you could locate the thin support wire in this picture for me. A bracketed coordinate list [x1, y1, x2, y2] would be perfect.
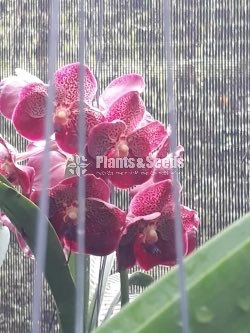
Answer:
[31, 1, 59, 333]
[75, 0, 86, 332]
[163, 1, 190, 333]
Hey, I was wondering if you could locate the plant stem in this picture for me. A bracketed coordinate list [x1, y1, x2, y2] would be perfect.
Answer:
[68, 253, 90, 333]
[84, 255, 90, 333]
[120, 270, 129, 307]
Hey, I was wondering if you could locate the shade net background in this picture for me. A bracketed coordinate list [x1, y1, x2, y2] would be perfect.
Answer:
[0, 0, 249, 332]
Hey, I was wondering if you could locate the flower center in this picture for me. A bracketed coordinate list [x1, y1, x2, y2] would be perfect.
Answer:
[64, 206, 78, 224]
[117, 142, 129, 157]
[53, 107, 69, 126]
[140, 225, 158, 245]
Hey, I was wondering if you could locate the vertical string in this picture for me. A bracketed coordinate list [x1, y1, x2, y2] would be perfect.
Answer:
[75, 0, 86, 332]
[95, 0, 104, 105]
[163, 1, 189, 332]
[31, 1, 59, 333]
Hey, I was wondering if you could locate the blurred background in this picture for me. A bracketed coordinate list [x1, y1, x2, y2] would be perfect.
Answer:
[0, 0, 249, 331]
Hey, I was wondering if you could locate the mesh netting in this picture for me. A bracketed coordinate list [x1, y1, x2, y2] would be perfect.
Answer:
[0, 0, 249, 331]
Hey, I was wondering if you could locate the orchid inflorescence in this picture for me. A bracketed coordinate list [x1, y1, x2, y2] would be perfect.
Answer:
[0, 63, 199, 270]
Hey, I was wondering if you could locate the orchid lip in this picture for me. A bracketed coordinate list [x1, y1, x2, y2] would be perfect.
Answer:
[140, 224, 159, 245]
[54, 108, 69, 126]
[116, 142, 129, 157]
[64, 206, 78, 224]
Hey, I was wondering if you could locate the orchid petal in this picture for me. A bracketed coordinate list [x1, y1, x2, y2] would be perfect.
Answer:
[127, 121, 166, 157]
[153, 145, 184, 183]
[87, 121, 126, 158]
[0, 76, 27, 119]
[106, 91, 145, 133]
[15, 165, 35, 195]
[137, 110, 156, 128]
[84, 198, 126, 256]
[107, 156, 152, 189]
[129, 178, 154, 198]
[85, 174, 110, 201]
[0, 136, 34, 194]
[187, 228, 198, 255]
[54, 63, 97, 105]
[27, 148, 67, 190]
[129, 179, 179, 216]
[100, 73, 145, 109]
[12, 83, 47, 141]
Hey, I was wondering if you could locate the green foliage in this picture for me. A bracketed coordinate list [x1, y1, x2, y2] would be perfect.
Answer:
[0, 176, 75, 333]
[94, 212, 250, 333]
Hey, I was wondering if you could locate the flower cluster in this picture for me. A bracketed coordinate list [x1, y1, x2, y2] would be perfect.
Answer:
[0, 63, 199, 270]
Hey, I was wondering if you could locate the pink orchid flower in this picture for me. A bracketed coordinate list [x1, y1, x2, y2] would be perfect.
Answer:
[12, 63, 147, 155]
[0, 135, 34, 195]
[87, 89, 166, 188]
[12, 63, 100, 152]
[30, 174, 126, 256]
[117, 179, 200, 270]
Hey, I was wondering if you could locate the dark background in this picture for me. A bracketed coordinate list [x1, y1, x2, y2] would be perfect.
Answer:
[0, 0, 249, 331]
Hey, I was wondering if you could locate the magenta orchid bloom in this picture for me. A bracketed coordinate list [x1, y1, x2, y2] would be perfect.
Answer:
[12, 63, 100, 152]
[11, 64, 149, 156]
[0, 135, 34, 195]
[30, 175, 126, 256]
[0, 69, 42, 119]
[0, 63, 200, 266]
[117, 179, 200, 270]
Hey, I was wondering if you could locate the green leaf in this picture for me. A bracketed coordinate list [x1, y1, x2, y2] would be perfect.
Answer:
[0, 178, 76, 333]
[94, 213, 250, 333]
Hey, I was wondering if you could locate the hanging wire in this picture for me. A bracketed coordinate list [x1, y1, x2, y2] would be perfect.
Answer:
[95, 0, 104, 106]
[31, 1, 59, 333]
[163, 1, 190, 332]
[74, 0, 86, 332]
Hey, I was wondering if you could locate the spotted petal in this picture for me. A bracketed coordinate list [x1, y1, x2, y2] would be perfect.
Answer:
[85, 174, 110, 201]
[12, 83, 48, 141]
[54, 63, 97, 105]
[87, 120, 126, 158]
[83, 198, 126, 256]
[100, 74, 145, 109]
[105, 91, 145, 133]
[129, 179, 180, 216]
[127, 121, 166, 157]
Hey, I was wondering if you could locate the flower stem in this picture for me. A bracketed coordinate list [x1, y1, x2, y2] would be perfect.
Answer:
[120, 270, 129, 307]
